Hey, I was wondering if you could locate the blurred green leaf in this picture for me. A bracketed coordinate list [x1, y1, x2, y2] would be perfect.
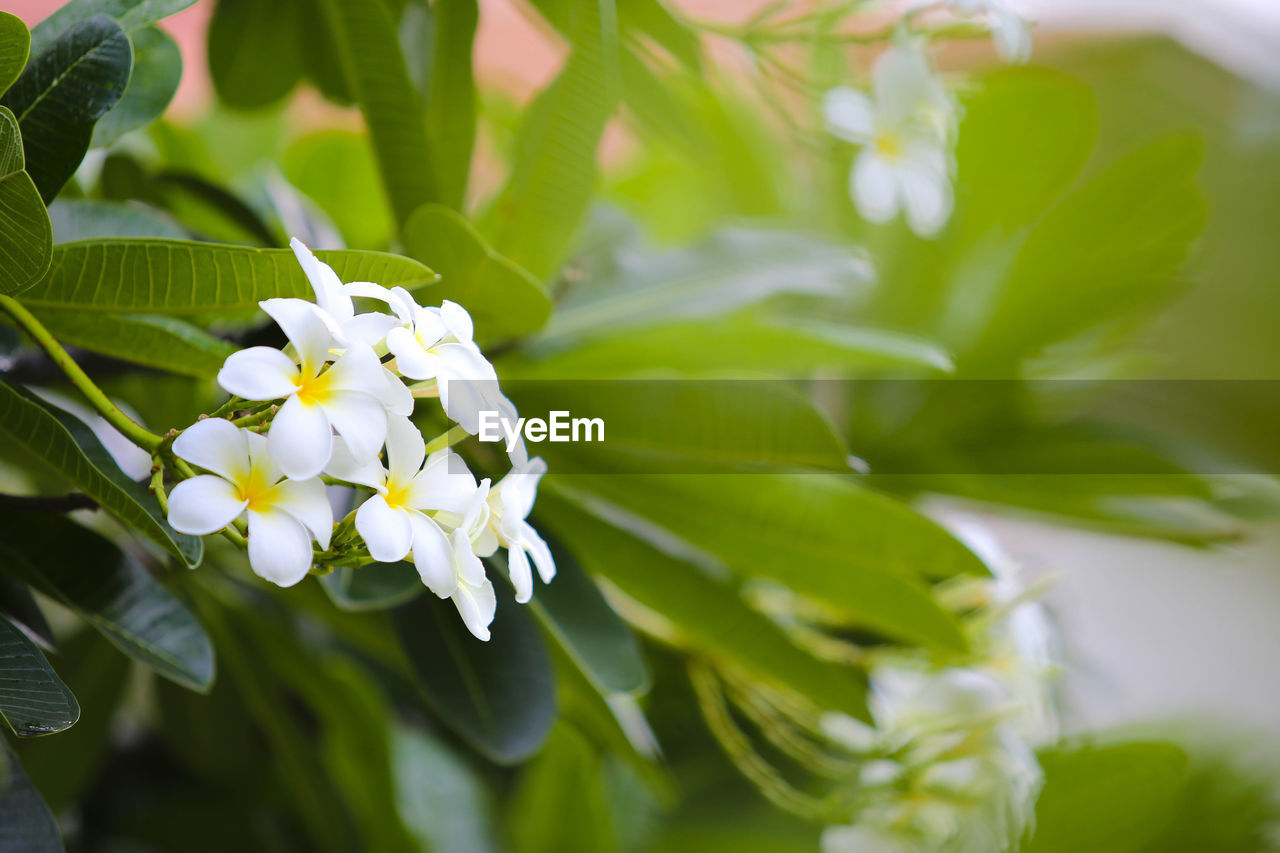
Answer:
[522, 313, 952, 377]
[509, 724, 616, 853]
[320, 561, 423, 612]
[0, 106, 53, 294]
[426, 0, 478, 209]
[317, 0, 437, 228]
[0, 512, 214, 692]
[0, 380, 202, 566]
[30, 0, 196, 55]
[0, 12, 29, 96]
[18, 240, 435, 314]
[0, 575, 54, 650]
[519, 536, 649, 695]
[403, 204, 551, 340]
[1027, 741, 1189, 853]
[207, 0, 304, 108]
[152, 170, 282, 246]
[0, 613, 79, 737]
[540, 494, 871, 720]
[282, 130, 392, 249]
[483, 0, 620, 279]
[34, 311, 234, 378]
[93, 25, 181, 146]
[0, 742, 63, 852]
[564, 475, 973, 651]
[48, 198, 183, 241]
[392, 589, 556, 764]
[392, 723, 499, 853]
[617, 0, 700, 70]
[15, 629, 131, 812]
[1, 16, 132, 201]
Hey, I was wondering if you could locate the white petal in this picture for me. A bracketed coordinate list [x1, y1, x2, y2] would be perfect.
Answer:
[993, 11, 1032, 63]
[385, 415, 425, 481]
[384, 286, 419, 326]
[452, 575, 496, 642]
[291, 237, 352, 323]
[260, 298, 336, 373]
[405, 449, 477, 514]
[356, 494, 413, 562]
[323, 344, 387, 394]
[823, 87, 876, 143]
[873, 46, 942, 128]
[386, 327, 438, 380]
[521, 521, 556, 584]
[270, 477, 334, 549]
[438, 300, 474, 343]
[217, 347, 298, 401]
[247, 508, 314, 587]
[506, 544, 533, 604]
[451, 527, 487, 587]
[343, 312, 399, 347]
[851, 152, 900, 224]
[321, 390, 387, 462]
[898, 156, 953, 237]
[269, 395, 334, 480]
[409, 512, 456, 597]
[436, 343, 499, 434]
[494, 456, 546, 523]
[167, 475, 247, 534]
[380, 366, 414, 417]
[411, 307, 448, 348]
[245, 430, 284, 485]
[325, 435, 387, 491]
[173, 418, 249, 483]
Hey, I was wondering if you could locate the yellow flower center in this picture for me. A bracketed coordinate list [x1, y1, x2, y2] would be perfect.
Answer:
[384, 477, 412, 510]
[294, 368, 334, 406]
[875, 132, 902, 159]
[237, 468, 275, 513]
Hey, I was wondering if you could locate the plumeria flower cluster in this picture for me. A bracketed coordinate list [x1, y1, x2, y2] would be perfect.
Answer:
[819, 520, 1057, 853]
[823, 3, 1031, 238]
[164, 239, 554, 640]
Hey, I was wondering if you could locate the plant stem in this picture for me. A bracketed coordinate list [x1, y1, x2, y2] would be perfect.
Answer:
[424, 425, 470, 455]
[0, 294, 165, 452]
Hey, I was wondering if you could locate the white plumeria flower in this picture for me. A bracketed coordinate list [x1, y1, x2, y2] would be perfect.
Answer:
[824, 46, 955, 237]
[822, 825, 913, 853]
[381, 289, 527, 464]
[431, 475, 501, 641]
[485, 457, 555, 604]
[324, 417, 475, 584]
[217, 298, 409, 480]
[167, 418, 332, 587]
[950, 0, 1032, 63]
[289, 238, 400, 350]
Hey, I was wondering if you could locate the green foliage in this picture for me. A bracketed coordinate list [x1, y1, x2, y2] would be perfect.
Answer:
[0, 512, 214, 692]
[282, 130, 392, 249]
[0, 106, 53, 294]
[1, 16, 133, 202]
[508, 725, 617, 853]
[425, 0, 479, 210]
[0, 11, 30, 95]
[29, 0, 196, 54]
[0, 380, 201, 566]
[35, 312, 234, 378]
[47, 198, 183, 241]
[208, 0, 304, 108]
[320, 560, 422, 612]
[93, 24, 181, 147]
[17, 240, 434, 312]
[0, 741, 63, 853]
[0, 614, 79, 737]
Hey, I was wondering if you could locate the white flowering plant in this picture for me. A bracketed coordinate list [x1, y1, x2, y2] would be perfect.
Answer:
[0, 1, 1274, 851]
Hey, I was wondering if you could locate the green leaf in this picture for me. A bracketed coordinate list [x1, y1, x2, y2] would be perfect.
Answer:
[0, 575, 54, 650]
[392, 723, 500, 853]
[34, 311, 234, 378]
[92, 25, 181, 146]
[0, 11, 29, 96]
[283, 130, 392, 249]
[0, 742, 63, 852]
[522, 313, 953, 376]
[14, 629, 131, 812]
[509, 725, 616, 853]
[48, 198, 183, 241]
[0, 379, 202, 567]
[561, 475, 973, 651]
[540, 493, 871, 720]
[392, 589, 556, 764]
[403, 204, 551, 340]
[1027, 742, 1190, 853]
[518, 535, 649, 695]
[0, 513, 214, 692]
[542, 216, 873, 345]
[17, 239, 436, 314]
[482, 0, 620, 279]
[1, 16, 133, 201]
[617, 0, 700, 70]
[0, 614, 79, 737]
[316, 0, 437, 228]
[320, 561, 423, 612]
[426, 0, 478, 209]
[0, 107, 53, 294]
[508, 380, 849, 473]
[30, 0, 197, 55]
[207, 0, 304, 108]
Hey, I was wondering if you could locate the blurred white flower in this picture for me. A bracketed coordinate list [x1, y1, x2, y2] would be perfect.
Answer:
[167, 418, 331, 586]
[217, 299, 400, 480]
[950, 0, 1033, 63]
[822, 825, 914, 853]
[485, 457, 556, 603]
